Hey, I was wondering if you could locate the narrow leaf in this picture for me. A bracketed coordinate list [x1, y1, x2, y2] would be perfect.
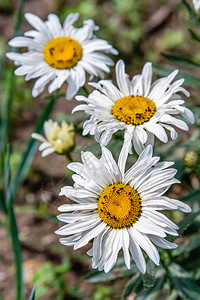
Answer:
[83, 270, 116, 283]
[29, 282, 37, 300]
[161, 52, 200, 69]
[121, 273, 143, 300]
[84, 258, 137, 283]
[8, 204, 24, 300]
[135, 275, 165, 300]
[189, 28, 200, 42]
[182, 0, 200, 30]
[179, 189, 200, 203]
[168, 211, 200, 242]
[12, 99, 55, 196]
[172, 234, 200, 256]
[177, 211, 200, 237]
[6, 147, 24, 300]
[167, 263, 200, 300]
[142, 259, 156, 291]
[154, 64, 200, 89]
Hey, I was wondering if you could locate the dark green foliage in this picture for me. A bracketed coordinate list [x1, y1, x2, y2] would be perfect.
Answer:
[142, 260, 156, 291]
[121, 273, 143, 299]
[167, 263, 200, 300]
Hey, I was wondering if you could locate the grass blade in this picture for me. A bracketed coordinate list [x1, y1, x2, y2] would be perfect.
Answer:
[12, 98, 55, 196]
[154, 64, 200, 89]
[29, 282, 37, 300]
[161, 52, 200, 68]
[8, 203, 24, 300]
[0, 0, 24, 211]
[6, 146, 24, 300]
[182, 0, 200, 30]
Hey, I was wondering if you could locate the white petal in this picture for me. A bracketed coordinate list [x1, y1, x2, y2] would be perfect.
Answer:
[55, 217, 100, 235]
[122, 228, 131, 269]
[131, 228, 160, 266]
[135, 126, 147, 145]
[39, 142, 51, 151]
[63, 13, 79, 33]
[116, 60, 131, 95]
[142, 62, 153, 97]
[74, 222, 106, 249]
[128, 227, 146, 274]
[159, 115, 189, 131]
[58, 203, 97, 212]
[41, 147, 55, 157]
[181, 107, 195, 124]
[148, 235, 178, 249]
[145, 123, 168, 143]
[31, 133, 46, 142]
[59, 186, 97, 199]
[118, 126, 133, 177]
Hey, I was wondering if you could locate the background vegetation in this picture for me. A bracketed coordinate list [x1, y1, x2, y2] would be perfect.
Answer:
[0, 0, 200, 299]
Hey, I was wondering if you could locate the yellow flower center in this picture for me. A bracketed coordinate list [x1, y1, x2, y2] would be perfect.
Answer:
[97, 183, 141, 229]
[112, 95, 156, 126]
[44, 37, 82, 69]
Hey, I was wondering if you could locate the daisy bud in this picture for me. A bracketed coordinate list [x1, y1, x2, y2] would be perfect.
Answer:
[183, 150, 198, 168]
[32, 120, 75, 157]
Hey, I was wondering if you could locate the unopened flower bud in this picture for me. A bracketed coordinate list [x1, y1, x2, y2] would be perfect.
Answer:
[183, 150, 198, 168]
[32, 119, 75, 157]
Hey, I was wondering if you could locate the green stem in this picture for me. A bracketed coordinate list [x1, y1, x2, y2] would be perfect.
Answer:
[66, 152, 74, 162]
[8, 203, 24, 300]
[6, 146, 24, 300]
[80, 85, 89, 97]
[5, 1, 25, 299]
[14, 0, 24, 37]
[0, 0, 24, 210]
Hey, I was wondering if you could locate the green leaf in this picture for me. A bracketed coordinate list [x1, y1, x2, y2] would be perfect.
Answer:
[8, 203, 24, 300]
[0, 70, 15, 189]
[168, 211, 200, 242]
[135, 275, 165, 300]
[154, 65, 200, 89]
[161, 52, 200, 69]
[172, 234, 200, 256]
[12, 98, 55, 196]
[6, 145, 12, 207]
[182, 0, 200, 30]
[179, 189, 200, 203]
[6, 147, 24, 300]
[14, 0, 24, 37]
[167, 263, 200, 300]
[83, 269, 116, 283]
[142, 260, 156, 291]
[29, 282, 37, 300]
[177, 211, 200, 237]
[189, 28, 200, 42]
[121, 273, 143, 300]
[84, 258, 137, 283]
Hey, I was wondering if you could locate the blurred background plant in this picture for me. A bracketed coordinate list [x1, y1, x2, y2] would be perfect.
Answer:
[0, 0, 200, 299]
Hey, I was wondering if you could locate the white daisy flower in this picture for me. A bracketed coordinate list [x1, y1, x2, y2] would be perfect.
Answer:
[6, 13, 118, 100]
[55, 144, 191, 274]
[73, 60, 194, 154]
[193, 0, 200, 10]
[31, 119, 75, 157]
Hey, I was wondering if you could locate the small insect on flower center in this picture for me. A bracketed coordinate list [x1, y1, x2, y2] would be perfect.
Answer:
[97, 183, 142, 229]
[44, 37, 82, 69]
[112, 95, 156, 126]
